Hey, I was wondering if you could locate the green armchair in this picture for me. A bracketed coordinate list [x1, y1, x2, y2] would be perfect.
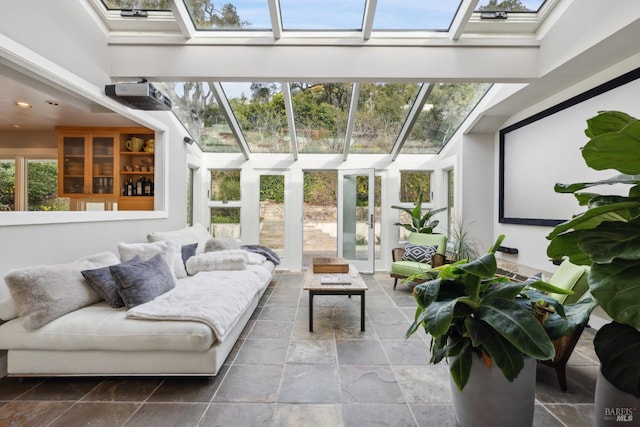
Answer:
[537, 259, 592, 391]
[390, 232, 447, 290]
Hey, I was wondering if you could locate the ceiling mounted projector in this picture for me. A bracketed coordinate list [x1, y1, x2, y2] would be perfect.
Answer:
[105, 82, 172, 111]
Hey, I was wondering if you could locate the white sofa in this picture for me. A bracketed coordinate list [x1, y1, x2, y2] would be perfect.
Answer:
[0, 225, 275, 377]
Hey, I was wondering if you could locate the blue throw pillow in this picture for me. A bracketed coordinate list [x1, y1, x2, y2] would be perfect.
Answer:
[81, 256, 141, 308]
[402, 243, 438, 263]
[110, 254, 176, 309]
[181, 243, 198, 267]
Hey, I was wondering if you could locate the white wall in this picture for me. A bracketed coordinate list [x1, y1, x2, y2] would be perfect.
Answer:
[0, 3, 192, 286]
[493, 59, 640, 272]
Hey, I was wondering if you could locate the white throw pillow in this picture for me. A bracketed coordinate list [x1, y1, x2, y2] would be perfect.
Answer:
[246, 251, 267, 265]
[186, 250, 248, 275]
[147, 223, 212, 253]
[118, 240, 187, 279]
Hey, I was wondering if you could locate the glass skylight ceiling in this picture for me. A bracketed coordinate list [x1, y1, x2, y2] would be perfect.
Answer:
[96, 0, 555, 156]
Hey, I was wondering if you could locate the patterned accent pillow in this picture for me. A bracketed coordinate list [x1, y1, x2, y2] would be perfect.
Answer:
[402, 243, 438, 263]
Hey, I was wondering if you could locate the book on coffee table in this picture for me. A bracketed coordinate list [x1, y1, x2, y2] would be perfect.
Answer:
[320, 274, 352, 285]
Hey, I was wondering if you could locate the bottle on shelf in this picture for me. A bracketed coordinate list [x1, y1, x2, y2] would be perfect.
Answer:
[136, 177, 143, 196]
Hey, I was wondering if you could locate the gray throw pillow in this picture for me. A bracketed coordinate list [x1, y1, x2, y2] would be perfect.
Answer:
[110, 254, 176, 309]
[81, 256, 142, 308]
[3, 251, 119, 330]
[181, 243, 198, 268]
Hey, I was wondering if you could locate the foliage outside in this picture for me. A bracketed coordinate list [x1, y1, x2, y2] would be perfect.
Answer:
[0, 161, 67, 211]
[405, 235, 573, 391]
[546, 110, 640, 397]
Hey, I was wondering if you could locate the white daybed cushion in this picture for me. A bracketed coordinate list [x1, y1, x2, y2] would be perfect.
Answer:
[0, 301, 214, 352]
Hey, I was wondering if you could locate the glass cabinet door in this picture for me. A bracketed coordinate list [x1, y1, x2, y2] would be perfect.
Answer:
[91, 136, 115, 195]
[61, 136, 86, 194]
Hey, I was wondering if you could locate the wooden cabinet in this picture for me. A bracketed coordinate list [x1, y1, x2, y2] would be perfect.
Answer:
[58, 131, 118, 198]
[57, 127, 155, 211]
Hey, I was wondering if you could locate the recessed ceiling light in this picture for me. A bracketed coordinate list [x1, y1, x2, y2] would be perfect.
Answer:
[12, 124, 21, 128]
[14, 101, 32, 108]
[45, 100, 59, 106]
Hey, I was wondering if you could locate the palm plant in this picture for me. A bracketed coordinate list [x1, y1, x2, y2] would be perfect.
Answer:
[391, 190, 446, 234]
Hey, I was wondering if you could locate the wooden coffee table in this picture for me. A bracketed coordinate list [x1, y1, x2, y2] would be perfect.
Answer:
[303, 264, 368, 332]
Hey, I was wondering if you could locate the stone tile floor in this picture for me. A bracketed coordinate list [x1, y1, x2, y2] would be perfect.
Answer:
[0, 271, 599, 426]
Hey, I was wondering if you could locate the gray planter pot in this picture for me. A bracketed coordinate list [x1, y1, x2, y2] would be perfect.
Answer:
[450, 356, 536, 427]
[595, 370, 640, 427]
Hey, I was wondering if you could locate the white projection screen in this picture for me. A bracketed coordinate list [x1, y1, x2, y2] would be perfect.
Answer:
[499, 68, 640, 226]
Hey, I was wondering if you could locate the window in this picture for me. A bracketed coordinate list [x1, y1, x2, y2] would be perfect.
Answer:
[398, 170, 433, 240]
[186, 166, 194, 226]
[209, 170, 241, 238]
[0, 157, 68, 212]
[0, 159, 15, 211]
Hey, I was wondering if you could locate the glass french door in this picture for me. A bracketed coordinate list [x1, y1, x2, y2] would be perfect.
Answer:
[338, 169, 375, 273]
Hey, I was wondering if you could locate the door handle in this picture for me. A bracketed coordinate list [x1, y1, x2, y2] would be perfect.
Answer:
[369, 213, 374, 229]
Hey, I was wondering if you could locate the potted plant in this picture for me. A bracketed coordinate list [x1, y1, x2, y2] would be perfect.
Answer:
[546, 110, 640, 426]
[447, 218, 480, 262]
[405, 234, 572, 427]
[391, 190, 446, 234]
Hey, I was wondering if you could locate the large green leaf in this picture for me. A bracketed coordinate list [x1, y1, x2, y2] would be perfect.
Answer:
[554, 176, 640, 194]
[478, 298, 555, 360]
[585, 111, 636, 138]
[465, 317, 525, 381]
[423, 299, 459, 337]
[594, 322, 640, 397]
[455, 253, 497, 279]
[582, 120, 640, 174]
[547, 200, 640, 240]
[579, 217, 640, 263]
[590, 260, 640, 329]
[543, 296, 597, 340]
[449, 340, 473, 391]
[481, 282, 526, 301]
[546, 230, 591, 265]
[412, 280, 441, 309]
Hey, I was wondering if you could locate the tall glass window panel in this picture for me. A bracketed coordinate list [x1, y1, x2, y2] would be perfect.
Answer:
[260, 175, 285, 257]
[373, 0, 462, 31]
[158, 82, 241, 153]
[303, 171, 338, 257]
[374, 175, 381, 261]
[100, 1, 170, 11]
[222, 82, 290, 153]
[293, 83, 352, 154]
[398, 170, 433, 241]
[210, 208, 240, 238]
[183, 0, 271, 30]
[476, 0, 545, 12]
[402, 83, 492, 154]
[187, 167, 194, 226]
[349, 83, 420, 154]
[211, 170, 241, 202]
[27, 159, 69, 211]
[0, 159, 15, 212]
[280, 0, 366, 30]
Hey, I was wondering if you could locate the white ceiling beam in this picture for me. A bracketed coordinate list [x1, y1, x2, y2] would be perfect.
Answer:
[450, 0, 480, 41]
[211, 82, 251, 160]
[282, 83, 298, 160]
[343, 83, 361, 161]
[169, 0, 196, 39]
[267, 0, 282, 40]
[108, 44, 540, 82]
[390, 83, 433, 161]
[362, 0, 377, 41]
